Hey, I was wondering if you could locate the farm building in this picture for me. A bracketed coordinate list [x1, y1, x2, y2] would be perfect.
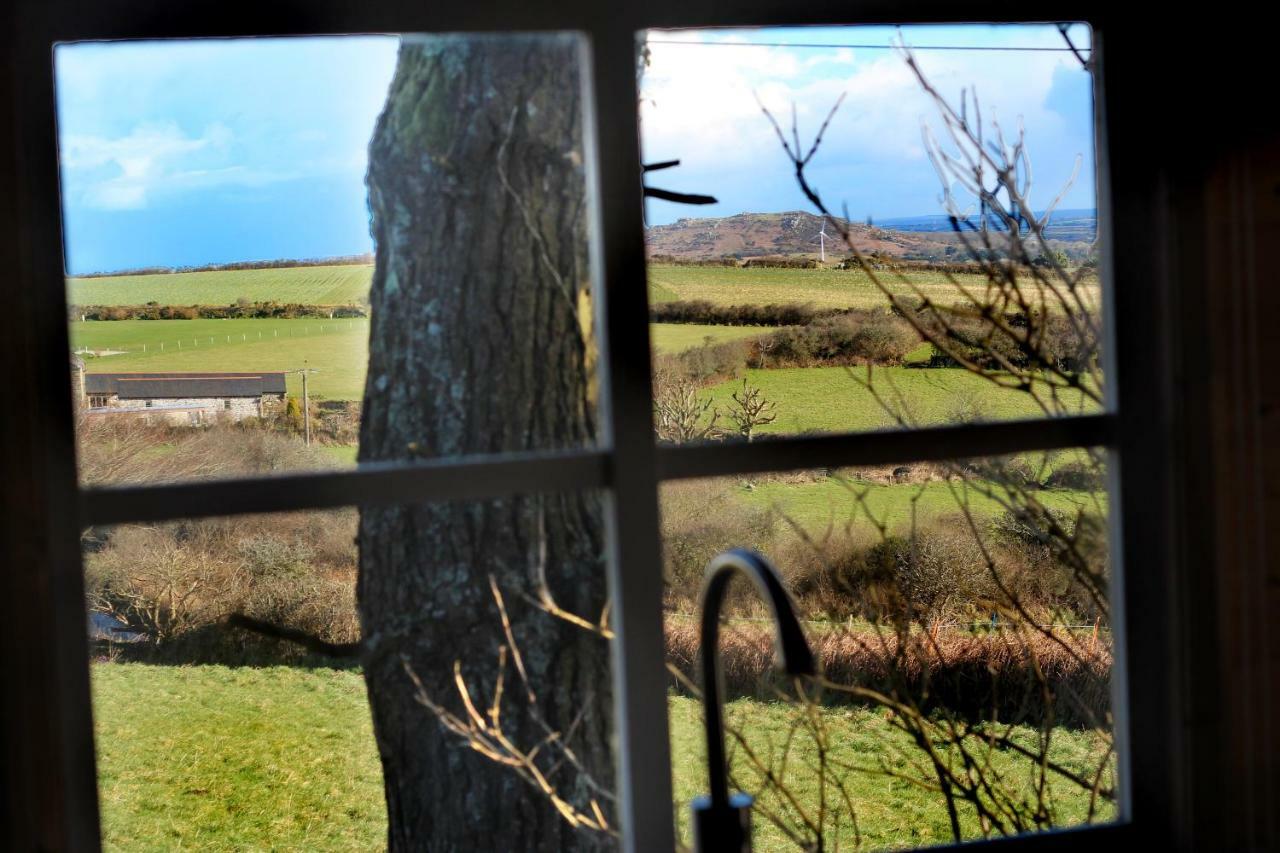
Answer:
[76, 366, 287, 425]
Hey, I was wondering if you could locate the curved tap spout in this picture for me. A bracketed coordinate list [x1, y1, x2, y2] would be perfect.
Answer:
[693, 549, 815, 853]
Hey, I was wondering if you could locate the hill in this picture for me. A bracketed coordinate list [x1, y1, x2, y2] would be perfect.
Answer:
[645, 210, 1095, 262]
[644, 210, 963, 261]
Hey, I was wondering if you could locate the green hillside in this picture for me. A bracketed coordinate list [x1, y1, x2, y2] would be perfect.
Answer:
[647, 264, 1102, 312]
[67, 264, 373, 307]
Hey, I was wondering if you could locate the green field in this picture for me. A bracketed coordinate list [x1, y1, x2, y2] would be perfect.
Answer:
[651, 323, 772, 354]
[737, 470, 1105, 533]
[68, 265, 373, 307]
[647, 264, 1103, 313]
[67, 263, 1098, 316]
[92, 663, 1112, 852]
[72, 319, 369, 400]
[70, 321, 1097, 423]
[706, 366, 1098, 435]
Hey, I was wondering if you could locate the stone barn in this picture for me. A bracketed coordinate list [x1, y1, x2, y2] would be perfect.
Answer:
[80, 371, 287, 425]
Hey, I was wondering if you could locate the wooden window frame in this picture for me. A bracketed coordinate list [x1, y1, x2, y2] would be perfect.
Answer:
[1, 3, 1203, 851]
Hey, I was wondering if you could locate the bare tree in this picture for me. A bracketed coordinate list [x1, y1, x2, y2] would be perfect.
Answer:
[654, 363, 721, 443]
[726, 377, 778, 442]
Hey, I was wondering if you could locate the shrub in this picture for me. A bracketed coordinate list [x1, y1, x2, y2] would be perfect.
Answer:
[659, 480, 777, 609]
[748, 312, 919, 368]
[1044, 460, 1107, 491]
[665, 339, 751, 384]
[83, 510, 360, 662]
[741, 256, 819, 269]
[650, 300, 829, 327]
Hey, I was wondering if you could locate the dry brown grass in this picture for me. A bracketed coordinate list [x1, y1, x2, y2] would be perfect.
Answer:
[665, 619, 1110, 726]
[86, 509, 360, 662]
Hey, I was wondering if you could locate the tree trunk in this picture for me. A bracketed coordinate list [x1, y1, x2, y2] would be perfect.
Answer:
[358, 35, 613, 851]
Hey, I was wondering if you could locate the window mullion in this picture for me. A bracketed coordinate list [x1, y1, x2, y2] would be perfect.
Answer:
[583, 25, 678, 853]
[77, 449, 611, 527]
[656, 413, 1118, 482]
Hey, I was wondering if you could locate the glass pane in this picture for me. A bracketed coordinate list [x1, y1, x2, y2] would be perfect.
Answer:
[660, 447, 1115, 849]
[640, 24, 1103, 445]
[58, 33, 600, 485]
[84, 493, 617, 849]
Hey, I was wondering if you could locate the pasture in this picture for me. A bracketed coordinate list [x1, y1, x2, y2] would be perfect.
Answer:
[650, 322, 772, 354]
[68, 264, 373, 307]
[647, 264, 1102, 313]
[705, 366, 1100, 436]
[72, 318, 370, 400]
[91, 663, 1112, 852]
[735, 467, 1106, 533]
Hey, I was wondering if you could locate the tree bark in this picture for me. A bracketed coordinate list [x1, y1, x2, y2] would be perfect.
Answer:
[358, 35, 613, 851]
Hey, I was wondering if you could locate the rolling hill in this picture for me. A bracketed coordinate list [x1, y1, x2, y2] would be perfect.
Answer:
[645, 209, 1095, 261]
[644, 210, 962, 261]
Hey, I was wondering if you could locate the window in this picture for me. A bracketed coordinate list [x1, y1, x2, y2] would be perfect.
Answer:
[224, 399, 232, 411]
[88, 394, 107, 407]
[5, 5, 1218, 853]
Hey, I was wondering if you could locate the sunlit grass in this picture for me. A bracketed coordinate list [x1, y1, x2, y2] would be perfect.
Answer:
[67, 265, 373, 306]
[91, 664, 1113, 852]
[704, 367, 1099, 437]
[647, 264, 1102, 313]
[71, 319, 369, 400]
[651, 323, 773, 354]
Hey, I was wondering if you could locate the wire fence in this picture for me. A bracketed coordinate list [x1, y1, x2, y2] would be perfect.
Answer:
[72, 319, 367, 359]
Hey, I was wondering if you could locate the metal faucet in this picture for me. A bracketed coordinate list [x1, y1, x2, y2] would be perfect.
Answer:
[692, 549, 816, 853]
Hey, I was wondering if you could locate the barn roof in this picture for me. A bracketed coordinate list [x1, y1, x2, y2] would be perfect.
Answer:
[85, 372, 287, 399]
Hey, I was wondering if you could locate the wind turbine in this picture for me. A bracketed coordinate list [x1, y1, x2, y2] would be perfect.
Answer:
[815, 223, 829, 263]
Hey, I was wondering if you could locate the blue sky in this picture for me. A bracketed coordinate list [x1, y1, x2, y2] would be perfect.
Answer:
[55, 25, 1094, 275]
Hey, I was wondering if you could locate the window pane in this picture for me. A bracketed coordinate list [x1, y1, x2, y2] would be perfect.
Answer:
[59, 33, 601, 486]
[84, 493, 618, 849]
[640, 24, 1103, 445]
[660, 447, 1116, 849]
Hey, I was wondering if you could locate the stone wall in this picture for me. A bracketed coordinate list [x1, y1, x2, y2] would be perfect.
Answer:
[105, 396, 262, 419]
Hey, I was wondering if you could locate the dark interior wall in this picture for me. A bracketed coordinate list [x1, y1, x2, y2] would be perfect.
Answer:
[1100, 18, 1280, 848]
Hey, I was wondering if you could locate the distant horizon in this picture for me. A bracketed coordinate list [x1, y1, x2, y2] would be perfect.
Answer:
[69, 206, 1098, 277]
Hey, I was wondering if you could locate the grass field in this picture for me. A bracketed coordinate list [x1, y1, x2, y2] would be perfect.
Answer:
[647, 264, 1103, 313]
[736, 470, 1106, 533]
[706, 367, 1099, 435]
[67, 263, 1098, 316]
[68, 265, 373, 307]
[70, 323, 1097, 424]
[72, 319, 369, 399]
[651, 323, 773, 354]
[92, 663, 1112, 852]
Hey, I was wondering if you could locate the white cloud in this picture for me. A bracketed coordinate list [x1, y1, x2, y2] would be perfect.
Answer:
[639, 30, 1088, 210]
[59, 121, 298, 210]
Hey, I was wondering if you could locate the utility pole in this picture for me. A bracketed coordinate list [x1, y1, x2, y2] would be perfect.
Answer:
[290, 363, 320, 446]
[302, 368, 311, 446]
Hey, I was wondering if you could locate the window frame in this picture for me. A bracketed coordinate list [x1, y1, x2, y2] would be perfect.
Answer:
[2, 3, 1184, 852]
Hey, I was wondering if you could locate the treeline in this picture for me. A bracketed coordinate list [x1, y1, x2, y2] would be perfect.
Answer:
[651, 299, 839, 326]
[72, 302, 368, 321]
[648, 254, 819, 269]
[75, 253, 375, 279]
[653, 300, 1098, 378]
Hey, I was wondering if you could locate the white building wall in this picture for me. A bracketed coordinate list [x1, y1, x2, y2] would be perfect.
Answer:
[105, 396, 262, 418]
